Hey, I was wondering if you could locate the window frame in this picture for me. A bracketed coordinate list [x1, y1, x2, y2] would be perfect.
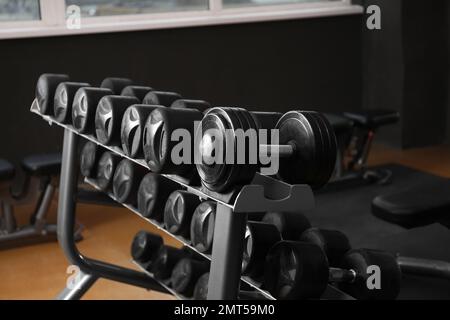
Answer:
[0, 0, 363, 40]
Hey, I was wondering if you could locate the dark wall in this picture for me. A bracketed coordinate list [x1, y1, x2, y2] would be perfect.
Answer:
[0, 15, 362, 163]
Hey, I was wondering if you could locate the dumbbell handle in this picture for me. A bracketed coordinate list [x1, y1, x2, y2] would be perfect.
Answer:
[259, 144, 295, 158]
[397, 256, 450, 280]
[329, 267, 356, 283]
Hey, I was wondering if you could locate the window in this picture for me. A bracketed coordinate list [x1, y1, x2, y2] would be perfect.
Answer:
[0, 0, 40, 22]
[223, 0, 338, 8]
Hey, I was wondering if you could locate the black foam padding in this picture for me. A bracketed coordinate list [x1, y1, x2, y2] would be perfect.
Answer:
[35, 73, 70, 115]
[80, 141, 104, 178]
[143, 91, 182, 107]
[100, 77, 133, 95]
[343, 109, 400, 129]
[193, 273, 209, 300]
[137, 172, 180, 221]
[171, 99, 211, 112]
[164, 190, 202, 238]
[120, 104, 164, 158]
[72, 87, 113, 134]
[171, 258, 210, 297]
[151, 246, 189, 280]
[95, 95, 140, 146]
[131, 230, 164, 264]
[262, 211, 311, 241]
[0, 159, 15, 181]
[190, 201, 216, 253]
[21, 153, 61, 176]
[112, 159, 148, 205]
[95, 151, 121, 191]
[121, 86, 153, 102]
[53, 82, 91, 123]
[143, 108, 203, 175]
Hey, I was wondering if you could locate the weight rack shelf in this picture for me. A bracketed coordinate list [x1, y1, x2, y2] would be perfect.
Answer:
[30, 100, 352, 300]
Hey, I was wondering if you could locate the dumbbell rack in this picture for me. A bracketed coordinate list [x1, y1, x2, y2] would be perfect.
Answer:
[30, 100, 352, 300]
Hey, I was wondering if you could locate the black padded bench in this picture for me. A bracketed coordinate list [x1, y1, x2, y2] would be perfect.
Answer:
[21, 153, 62, 177]
[0, 159, 15, 181]
[343, 109, 400, 130]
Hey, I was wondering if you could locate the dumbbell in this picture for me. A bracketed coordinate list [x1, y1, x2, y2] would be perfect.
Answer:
[262, 211, 311, 240]
[79, 140, 105, 179]
[54, 81, 92, 123]
[142, 107, 204, 177]
[171, 99, 211, 112]
[35, 73, 70, 115]
[170, 258, 210, 297]
[196, 107, 337, 192]
[242, 221, 282, 280]
[264, 241, 401, 300]
[95, 95, 140, 146]
[193, 272, 209, 300]
[95, 151, 121, 191]
[190, 201, 216, 253]
[131, 230, 164, 269]
[137, 172, 179, 221]
[100, 77, 134, 95]
[164, 190, 202, 238]
[112, 159, 148, 205]
[151, 245, 191, 280]
[121, 85, 153, 102]
[143, 91, 182, 107]
[120, 104, 165, 158]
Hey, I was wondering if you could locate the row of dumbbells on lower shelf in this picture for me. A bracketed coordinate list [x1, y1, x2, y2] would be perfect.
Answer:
[35, 73, 338, 193]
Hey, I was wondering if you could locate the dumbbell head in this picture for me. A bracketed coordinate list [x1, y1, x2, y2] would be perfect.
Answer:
[171, 99, 211, 113]
[262, 211, 311, 241]
[143, 108, 203, 175]
[193, 272, 209, 300]
[96, 151, 121, 191]
[137, 173, 179, 221]
[171, 258, 210, 297]
[120, 105, 164, 158]
[95, 95, 140, 146]
[338, 249, 401, 300]
[242, 222, 282, 280]
[72, 87, 113, 133]
[54, 82, 91, 123]
[151, 245, 189, 280]
[131, 230, 164, 265]
[35, 73, 70, 115]
[143, 91, 182, 107]
[264, 241, 329, 300]
[300, 228, 351, 266]
[190, 201, 216, 253]
[112, 159, 147, 205]
[80, 140, 104, 178]
[100, 77, 133, 95]
[121, 86, 153, 102]
[164, 190, 202, 238]
[275, 111, 337, 189]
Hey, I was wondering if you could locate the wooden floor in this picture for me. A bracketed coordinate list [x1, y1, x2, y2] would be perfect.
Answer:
[0, 144, 449, 300]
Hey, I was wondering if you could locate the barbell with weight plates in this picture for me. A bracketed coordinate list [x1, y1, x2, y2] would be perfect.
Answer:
[79, 140, 106, 179]
[170, 258, 210, 297]
[143, 91, 182, 107]
[112, 159, 148, 206]
[196, 107, 337, 192]
[131, 230, 164, 268]
[95, 151, 121, 191]
[190, 201, 216, 253]
[262, 211, 311, 241]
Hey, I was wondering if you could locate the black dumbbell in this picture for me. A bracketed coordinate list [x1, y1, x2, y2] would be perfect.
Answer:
[112, 159, 148, 205]
[96, 151, 121, 191]
[54, 82, 92, 123]
[190, 201, 216, 253]
[95, 95, 140, 146]
[242, 221, 282, 280]
[143, 91, 182, 107]
[171, 258, 210, 297]
[137, 172, 180, 221]
[143, 107, 204, 177]
[79, 140, 105, 178]
[131, 230, 164, 268]
[164, 190, 202, 238]
[35, 73, 70, 115]
[121, 85, 153, 102]
[262, 211, 311, 241]
[120, 104, 165, 158]
[300, 228, 351, 267]
[171, 99, 211, 112]
[100, 77, 134, 95]
[151, 245, 190, 280]
[264, 241, 401, 300]
[196, 108, 337, 192]
[193, 272, 209, 300]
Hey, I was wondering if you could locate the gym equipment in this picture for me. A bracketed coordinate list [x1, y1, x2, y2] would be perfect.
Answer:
[242, 221, 281, 279]
[100, 77, 134, 95]
[151, 245, 190, 280]
[163, 190, 202, 238]
[131, 230, 164, 266]
[120, 104, 164, 158]
[143, 107, 203, 177]
[112, 159, 147, 205]
[35, 73, 70, 115]
[137, 172, 179, 220]
[95, 151, 121, 191]
[121, 86, 153, 102]
[193, 272, 209, 300]
[54, 82, 91, 123]
[190, 201, 216, 253]
[262, 211, 311, 240]
[95, 95, 141, 146]
[171, 258, 210, 296]
[196, 108, 337, 192]
[264, 241, 401, 300]
[171, 99, 211, 112]
[143, 91, 182, 107]
[80, 141, 105, 179]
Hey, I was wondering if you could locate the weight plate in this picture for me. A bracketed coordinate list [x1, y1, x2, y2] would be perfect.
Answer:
[35, 74, 70, 116]
[171, 258, 210, 297]
[112, 159, 147, 205]
[96, 151, 120, 191]
[193, 273, 210, 300]
[164, 190, 202, 238]
[80, 141, 103, 178]
[54, 82, 90, 123]
[262, 211, 311, 241]
[190, 201, 216, 253]
[143, 91, 182, 107]
[121, 85, 153, 102]
[100, 77, 133, 95]
[151, 245, 188, 280]
[131, 230, 164, 264]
